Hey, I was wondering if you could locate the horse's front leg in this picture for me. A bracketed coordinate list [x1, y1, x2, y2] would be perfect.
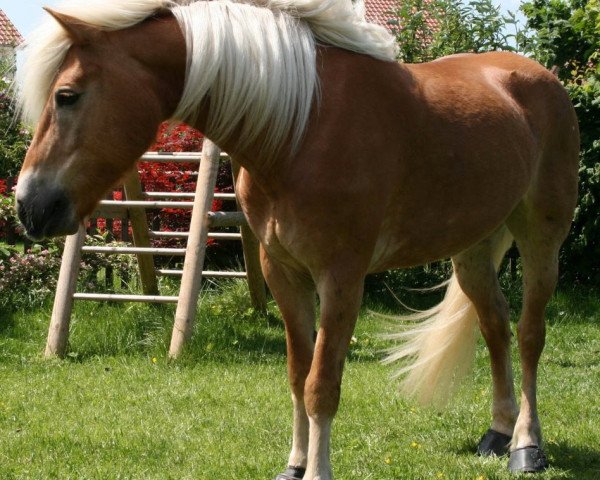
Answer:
[303, 270, 364, 480]
[261, 250, 317, 480]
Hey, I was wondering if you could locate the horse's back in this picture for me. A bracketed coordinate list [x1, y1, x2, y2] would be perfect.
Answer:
[367, 52, 579, 269]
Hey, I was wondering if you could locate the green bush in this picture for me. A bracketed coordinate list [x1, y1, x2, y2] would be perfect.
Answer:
[0, 236, 141, 312]
[0, 61, 31, 178]
[0, 243, 62, 310]
[390, 0, 521, 63]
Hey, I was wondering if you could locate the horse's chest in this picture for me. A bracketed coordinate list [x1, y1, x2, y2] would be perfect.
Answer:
[236, 171, 305, 265]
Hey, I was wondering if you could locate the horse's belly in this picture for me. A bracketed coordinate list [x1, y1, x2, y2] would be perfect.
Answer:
[369, 224, 492, 272]
[368, 181, 525, 272]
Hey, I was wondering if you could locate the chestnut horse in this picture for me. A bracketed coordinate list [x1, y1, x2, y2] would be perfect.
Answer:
[15, 0, 579, 477]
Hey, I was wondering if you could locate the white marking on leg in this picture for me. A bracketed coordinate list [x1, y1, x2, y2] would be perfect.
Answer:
[512, 381, 542, 448]
[288, 393, 309, 468]
[305, 415, 333, 480]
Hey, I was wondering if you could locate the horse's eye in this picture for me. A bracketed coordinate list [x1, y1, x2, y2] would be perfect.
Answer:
[55, 89, 81, 108]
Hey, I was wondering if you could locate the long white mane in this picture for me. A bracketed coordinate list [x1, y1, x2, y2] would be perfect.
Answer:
[18, 0, 397, 156]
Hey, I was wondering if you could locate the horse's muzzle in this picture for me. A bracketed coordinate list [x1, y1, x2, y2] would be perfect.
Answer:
[15, 176, 79, 241]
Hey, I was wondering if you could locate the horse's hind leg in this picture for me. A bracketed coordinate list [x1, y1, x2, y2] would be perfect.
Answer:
[452, 226, 518, 456]
[506, 190, 576, 472]
[261, 249, 316, 480]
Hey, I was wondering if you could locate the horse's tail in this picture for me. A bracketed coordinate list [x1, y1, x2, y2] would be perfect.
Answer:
[383, 231, 513, 408]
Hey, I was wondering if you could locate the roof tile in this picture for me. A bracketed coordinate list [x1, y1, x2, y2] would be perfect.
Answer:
[364, 0, 438, 32]
[0, 9, 23, 47]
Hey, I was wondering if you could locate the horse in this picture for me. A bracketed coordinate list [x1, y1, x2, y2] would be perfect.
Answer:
[15, 0, 579, 478]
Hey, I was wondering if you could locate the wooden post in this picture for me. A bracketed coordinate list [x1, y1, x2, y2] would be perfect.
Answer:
[105, 210, 114, 291]
[45, 224, 86, 358]
[231, 162, 268, 313]
[123, 171, 159, 296]
[168, 140, 221, 358]
[120, 213, 130, 289]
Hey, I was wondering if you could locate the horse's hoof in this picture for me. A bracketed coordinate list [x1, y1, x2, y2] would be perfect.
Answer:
[274, 466, 306, 480]
[508, 446, 548, 473]
[477, 428, 512, 456]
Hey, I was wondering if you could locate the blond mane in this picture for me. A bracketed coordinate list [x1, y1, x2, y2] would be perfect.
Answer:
[17, 0, 397, 156]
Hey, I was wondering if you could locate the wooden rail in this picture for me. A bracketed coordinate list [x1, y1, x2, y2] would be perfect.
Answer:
[73, 293, 179, 303]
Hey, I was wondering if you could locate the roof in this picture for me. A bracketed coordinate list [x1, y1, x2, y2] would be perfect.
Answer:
[0, 9, 23, 47]
[364, 0, 399, 30]
[364, 0, 438, 32]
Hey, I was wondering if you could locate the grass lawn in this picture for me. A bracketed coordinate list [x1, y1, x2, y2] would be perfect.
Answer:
[0, 281, 599, 479]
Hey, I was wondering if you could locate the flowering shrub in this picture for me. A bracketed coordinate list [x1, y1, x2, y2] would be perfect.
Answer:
[153, 122, 204, 152]
[0, 188, 21, 241]
[139, 122, 235, 250]
[0, 235, 143, 310]
[0, 65, 32, 177]
[145, 123, 229, 237]
[0, 245, 62, 310]
[84, 121, 240, 274]
[79, 234, 139, 291]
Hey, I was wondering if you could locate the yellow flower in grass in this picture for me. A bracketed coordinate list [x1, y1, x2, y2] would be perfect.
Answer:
[384, 457, 392, 465]
[151, 357, 158, 364]
[436, 473, 445, 479]
[410, 441, 421, 449]
[476, 475, 486, 480]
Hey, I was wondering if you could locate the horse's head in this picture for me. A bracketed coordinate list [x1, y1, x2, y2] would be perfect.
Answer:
[16, 8, 183, 240]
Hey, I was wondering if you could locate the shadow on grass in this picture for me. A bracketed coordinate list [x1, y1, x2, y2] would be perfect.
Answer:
[546, 443, 600, 480]
[451, 436, 600, 480]
[546, 287, 600, 326]
[182, 310, 288, 364]
[452, 441, 479, 457]
[6, 280, 599, 366]
[0, 309, 16, 334]
[60, 281, 289, 364]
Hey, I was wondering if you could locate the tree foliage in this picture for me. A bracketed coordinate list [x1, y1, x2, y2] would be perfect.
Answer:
[391, 0, 520, 62]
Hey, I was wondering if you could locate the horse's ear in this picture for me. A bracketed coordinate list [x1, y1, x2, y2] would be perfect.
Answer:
[153, 7, 173, 18]
[43, 7, 102, 45]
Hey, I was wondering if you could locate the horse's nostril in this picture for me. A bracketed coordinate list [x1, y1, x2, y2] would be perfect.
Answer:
[43, 189, 70, 227]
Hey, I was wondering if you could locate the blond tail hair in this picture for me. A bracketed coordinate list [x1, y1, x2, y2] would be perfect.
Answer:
[383, 230, 513, 408]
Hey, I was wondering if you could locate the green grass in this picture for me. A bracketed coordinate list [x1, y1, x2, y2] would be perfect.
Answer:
[0, 282, 599, 479]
